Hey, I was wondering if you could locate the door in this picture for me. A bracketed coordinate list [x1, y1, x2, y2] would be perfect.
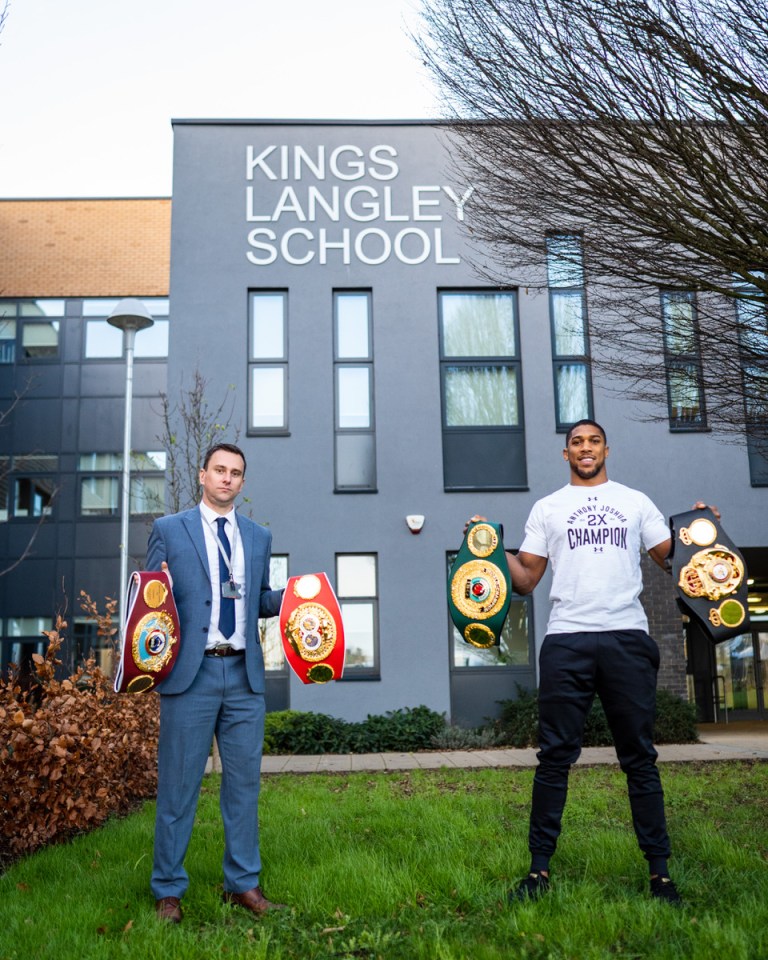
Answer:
[714, 630, 768, 720]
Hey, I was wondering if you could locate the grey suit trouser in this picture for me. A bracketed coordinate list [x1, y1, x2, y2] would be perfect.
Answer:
[151, 655, 266, 899]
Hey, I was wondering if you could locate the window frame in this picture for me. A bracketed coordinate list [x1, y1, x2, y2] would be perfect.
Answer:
[247, 290, 289, 435]
[660, 289, 707, 432]
[546, 234, 594, 432]
[335, 552, 380, 679]
[333, 290, 377, 492]
[438, 288, 527, 492]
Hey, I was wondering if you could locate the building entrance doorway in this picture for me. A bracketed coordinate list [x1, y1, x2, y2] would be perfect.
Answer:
[713, 631, 768, 721]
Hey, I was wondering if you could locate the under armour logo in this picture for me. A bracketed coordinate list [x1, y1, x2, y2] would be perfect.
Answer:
[593, 546, 604, 553]
[588, 496, 598, 502]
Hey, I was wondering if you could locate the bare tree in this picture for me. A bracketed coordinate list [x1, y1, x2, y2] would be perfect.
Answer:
[417, 0, 768, 437]
[156, 369, 240, 514]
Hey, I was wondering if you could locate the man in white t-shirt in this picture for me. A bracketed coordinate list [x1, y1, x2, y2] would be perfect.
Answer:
[471, 419, 707, 906]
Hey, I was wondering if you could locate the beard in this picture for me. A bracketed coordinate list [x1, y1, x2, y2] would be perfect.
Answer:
[573, 458, 603, 480]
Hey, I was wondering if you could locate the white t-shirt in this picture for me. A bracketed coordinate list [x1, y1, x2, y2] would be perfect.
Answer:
[519, 480, 670, 634]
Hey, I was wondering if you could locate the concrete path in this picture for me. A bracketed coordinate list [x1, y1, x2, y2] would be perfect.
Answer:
[260, 720, 768, 775]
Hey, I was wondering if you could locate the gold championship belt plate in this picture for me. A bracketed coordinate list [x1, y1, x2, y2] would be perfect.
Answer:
[279, 573, 345, 683]
[668, 508, 750, 643]
[114, 570, 181, 693]
[448, 521, 512, 648]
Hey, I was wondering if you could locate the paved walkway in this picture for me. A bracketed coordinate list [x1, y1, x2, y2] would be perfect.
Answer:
[260, 720, 768, 775]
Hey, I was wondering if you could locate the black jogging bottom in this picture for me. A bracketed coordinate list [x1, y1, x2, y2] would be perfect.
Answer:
[528, 629, 671, 875]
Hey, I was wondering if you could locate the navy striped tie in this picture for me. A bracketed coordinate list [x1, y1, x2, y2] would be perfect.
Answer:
[216, 517, 235, 640]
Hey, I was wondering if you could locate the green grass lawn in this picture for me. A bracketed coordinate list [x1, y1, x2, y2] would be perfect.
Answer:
[1, 762, 766, 959]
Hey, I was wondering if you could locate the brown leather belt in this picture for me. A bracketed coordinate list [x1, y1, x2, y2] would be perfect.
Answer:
[204, 646, 244, 657]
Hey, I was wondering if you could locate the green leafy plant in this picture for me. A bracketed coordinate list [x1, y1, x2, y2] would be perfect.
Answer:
[263, 705, 446, 755]
[495, 686, 699, 748]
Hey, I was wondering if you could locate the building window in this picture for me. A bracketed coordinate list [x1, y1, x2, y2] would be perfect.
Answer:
[260, 555, 289, 672]
[6, 455, 59, 520]
[336, 553, 378, 677]
[439, 290, 526, 490]
[0, 300, 65, 362]
[735, 285, 768, 485]
[72, 618, 112, 674]
[78, 452, 166, 516]
[334, 291, 376, 491]
[248, 291, 288, 433]
[546, 235, 593, 430]
[447, 552, 533, 668]
[2, 617, 48, 675]
[660, 290, 706, 430]
[83, 298, 170, 359]
[0, 318, 16, 364]
[0, 457, 9, 521]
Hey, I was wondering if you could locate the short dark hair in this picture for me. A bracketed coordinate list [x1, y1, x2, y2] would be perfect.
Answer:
[565, 419, 607, 445]
[202, 442, 247, 473]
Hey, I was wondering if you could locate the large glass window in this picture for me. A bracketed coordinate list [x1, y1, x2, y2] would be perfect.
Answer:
[334, 291, 376, 490]
[72, 618, 113, 674]
[78, 451, 166, 516]
[735, 285, 768, 485]
[447, 552, 533, 668]
[249, 292, 288, 433]
[7, 455, 58, 519]
[439, 290, 526, 490]
[0, 317, 16, 364]
[546, 235, 593, 430]
[82, 298, 170, 359]
[0, 457, 8, 521]
[0, 300, 65, 362]
[260, 556, 289, 671]
[336, 553, 378, 676]
[660, 290, 706, 429]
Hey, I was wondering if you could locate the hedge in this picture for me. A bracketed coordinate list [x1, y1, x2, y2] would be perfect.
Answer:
[494, 685, 700, 748]
[0, 609, 159, 867]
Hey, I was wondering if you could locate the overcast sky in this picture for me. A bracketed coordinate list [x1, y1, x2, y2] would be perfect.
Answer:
[0, 0, 441, 198]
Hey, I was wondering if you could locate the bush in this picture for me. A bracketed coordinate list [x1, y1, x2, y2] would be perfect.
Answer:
[653, 688, 699, 743]
[352, 706, 446, 753]
[430, 724, 505, 750]
[0, 610, 159, 866]
[495, 685, 539, 747]
[263, 710, 352, 755]
[263, 705, 446, 755]
[495, 686, 700, 748]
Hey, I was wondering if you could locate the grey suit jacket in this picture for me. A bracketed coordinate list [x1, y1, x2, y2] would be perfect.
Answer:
[146, 506, 282, 695]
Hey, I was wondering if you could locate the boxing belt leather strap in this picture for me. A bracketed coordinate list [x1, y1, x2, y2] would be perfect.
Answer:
[114, 570, 181, 693]
[279, 572, 345, 684]
[668, 507, 750, 644]
[448, 521, 512, 648]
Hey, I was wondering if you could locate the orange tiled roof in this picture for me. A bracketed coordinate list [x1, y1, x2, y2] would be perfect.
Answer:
[0, 198, 170, 298]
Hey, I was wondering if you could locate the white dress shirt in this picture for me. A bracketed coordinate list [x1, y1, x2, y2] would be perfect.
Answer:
[199, 502, 247, 650]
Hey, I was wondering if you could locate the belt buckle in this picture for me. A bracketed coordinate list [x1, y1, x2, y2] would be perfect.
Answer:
[212, 644, 232, 657]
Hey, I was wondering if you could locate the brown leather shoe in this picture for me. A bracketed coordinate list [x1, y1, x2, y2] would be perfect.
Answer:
[155, 896, 182, 923]
[222, 886, 287, 915]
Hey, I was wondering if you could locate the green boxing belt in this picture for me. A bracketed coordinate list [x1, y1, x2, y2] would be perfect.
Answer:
[668, 507, 750, 644]
[448, 521, 512, 648]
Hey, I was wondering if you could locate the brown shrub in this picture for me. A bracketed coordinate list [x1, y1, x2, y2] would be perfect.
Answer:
[0, 603, 159, 866]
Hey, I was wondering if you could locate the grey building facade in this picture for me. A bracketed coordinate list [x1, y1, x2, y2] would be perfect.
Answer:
[1, 121, 766, 726]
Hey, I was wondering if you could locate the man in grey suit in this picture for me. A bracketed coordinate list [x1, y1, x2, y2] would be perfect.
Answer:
[147, 442, 286, 923]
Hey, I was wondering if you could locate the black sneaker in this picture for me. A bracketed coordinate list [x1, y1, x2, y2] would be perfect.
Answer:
[650, 875, 683, 906]
[508, 872, 550, 903]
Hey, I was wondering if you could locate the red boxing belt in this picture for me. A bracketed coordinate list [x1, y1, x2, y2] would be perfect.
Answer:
[114, 570, 181, 693]
[279, 573, 345, 684]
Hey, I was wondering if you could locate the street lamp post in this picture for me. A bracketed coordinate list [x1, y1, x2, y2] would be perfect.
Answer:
[107, 299, 154, 630]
